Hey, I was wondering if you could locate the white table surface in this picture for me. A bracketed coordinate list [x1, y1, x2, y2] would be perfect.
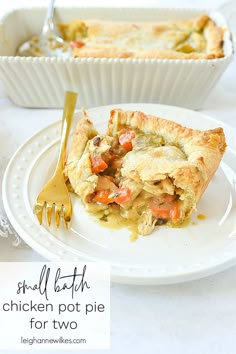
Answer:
[1, 0, 236, 353]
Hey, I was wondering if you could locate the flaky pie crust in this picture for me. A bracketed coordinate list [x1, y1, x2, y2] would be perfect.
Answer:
[59, 15, 224, 59]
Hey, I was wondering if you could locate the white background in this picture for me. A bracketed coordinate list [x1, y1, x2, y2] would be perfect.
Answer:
[0, 0, 236, 353]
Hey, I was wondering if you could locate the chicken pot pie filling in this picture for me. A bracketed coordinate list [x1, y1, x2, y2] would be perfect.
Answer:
[66, 109, 226, 238]
[58, 15, 224, 59]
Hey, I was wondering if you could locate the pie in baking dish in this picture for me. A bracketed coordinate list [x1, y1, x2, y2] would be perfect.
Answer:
[58, 15, 224, 59]
[65, 109, 226, 236]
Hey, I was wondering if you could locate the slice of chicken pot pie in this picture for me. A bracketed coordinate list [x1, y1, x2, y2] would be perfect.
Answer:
[66, 109, 226, 236]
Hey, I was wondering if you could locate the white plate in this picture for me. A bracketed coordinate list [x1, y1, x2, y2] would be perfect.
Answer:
[3, 103, 236, 285]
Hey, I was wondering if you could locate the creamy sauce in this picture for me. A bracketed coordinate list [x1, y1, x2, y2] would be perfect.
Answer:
[167, 217, 190, 228]
[197, 213, 206, 220]
[90, 205, 191, 241]
[92, 207, 139, 241]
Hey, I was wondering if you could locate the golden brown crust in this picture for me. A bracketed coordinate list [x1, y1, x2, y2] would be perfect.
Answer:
[204, 19, 224, 57]
[65, 110, 98, 202]
[59, 15, 224, 60]
[72, 49, 221, 60]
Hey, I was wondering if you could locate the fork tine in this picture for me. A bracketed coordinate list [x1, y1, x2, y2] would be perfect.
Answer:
[46, 203, 53, 226]
[63, 205, 72, 229]
[55, 204, 62, 228]
[34, 201, 45, 225]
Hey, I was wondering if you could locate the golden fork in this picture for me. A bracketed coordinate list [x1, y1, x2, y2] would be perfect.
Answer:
[33, 91, 78, 228]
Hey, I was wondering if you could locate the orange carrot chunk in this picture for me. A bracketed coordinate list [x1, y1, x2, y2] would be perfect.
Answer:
[70, 41, 85, 49]
[94, 187, 131, 205]
[112, 187, 131, 204]
[90, 156, 108, 174]
[93, 190, 114, 204]
[119, 131, 135, 151]
[151, 198, 180, 223]
[170, 200, 180, 222]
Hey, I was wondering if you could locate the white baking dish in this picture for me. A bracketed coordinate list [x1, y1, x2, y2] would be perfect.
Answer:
[0, 7, 233, 109]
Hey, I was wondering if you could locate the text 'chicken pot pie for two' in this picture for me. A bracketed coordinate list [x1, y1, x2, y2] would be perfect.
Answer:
[59, 14, 224, 59]
[65, 109, 226, 238]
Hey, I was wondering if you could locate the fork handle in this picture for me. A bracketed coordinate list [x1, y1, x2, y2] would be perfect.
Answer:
[55, 91, 78, 172]
[41, 0, 56, 36]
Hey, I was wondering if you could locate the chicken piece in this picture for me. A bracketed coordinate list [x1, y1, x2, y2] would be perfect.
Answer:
[118, 177, 143, 209]
[96, 175, 117, 191]
[143, 177, 175, 196]
[138, 209, 156, 236]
